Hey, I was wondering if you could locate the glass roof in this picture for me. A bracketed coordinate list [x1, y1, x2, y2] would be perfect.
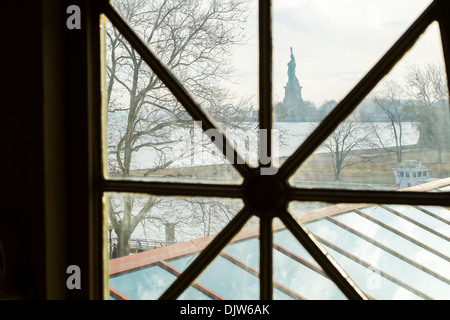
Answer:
[109, 180, 450, 300]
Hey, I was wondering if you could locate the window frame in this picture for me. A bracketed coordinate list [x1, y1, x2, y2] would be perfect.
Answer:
[89, 0, 450, 300]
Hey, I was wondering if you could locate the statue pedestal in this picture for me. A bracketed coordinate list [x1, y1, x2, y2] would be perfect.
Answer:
[283, 81, 303, 106]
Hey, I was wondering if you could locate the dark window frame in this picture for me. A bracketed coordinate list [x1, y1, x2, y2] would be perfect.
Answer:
[88, 0, 450, 300]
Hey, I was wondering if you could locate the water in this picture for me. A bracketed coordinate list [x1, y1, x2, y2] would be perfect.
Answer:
[116, 121, 420, 169]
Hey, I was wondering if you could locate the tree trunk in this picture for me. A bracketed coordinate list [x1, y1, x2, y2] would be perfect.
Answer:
[117, 230, 131, 258]
[334, 168, 341, 180]
[397, 148, 402, 163]
[116, 195, 133, 257]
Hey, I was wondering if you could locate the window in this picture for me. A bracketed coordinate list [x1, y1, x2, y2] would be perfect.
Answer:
[97, 0, 450, 300]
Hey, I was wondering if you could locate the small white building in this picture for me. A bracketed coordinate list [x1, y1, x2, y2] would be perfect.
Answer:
[392, 160, 434, 189]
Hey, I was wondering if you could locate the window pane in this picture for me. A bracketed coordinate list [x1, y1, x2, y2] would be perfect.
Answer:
[173, 254, 260, 300]
[321, 245, 423, 299]
[386, 204, 450, 238]
[223, 236, 296, 300]
[360, 205, 450, 257]
[335, 210, 450, 280]
[108, 0, 259, 167]
[273, 218, 347, 300]
[105, 20, 251, 184]
[109, 264, 211, 300]
[107, 193, 252, 300]
[288, 22, 450, 191]
[272, 0, 433, 163]
[309, 218, 450, 299]
[106, 192, 244, 257]
[289, 201, 450, 299]
[418, 205, 450, 222]
[224, 237, 259, 270]
[165, 218, 260, 300]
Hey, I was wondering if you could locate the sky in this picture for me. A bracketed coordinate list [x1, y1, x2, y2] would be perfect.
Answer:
[228, 0, 443, 107]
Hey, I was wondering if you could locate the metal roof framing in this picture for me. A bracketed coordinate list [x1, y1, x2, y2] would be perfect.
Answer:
[98, 0, 450, 300]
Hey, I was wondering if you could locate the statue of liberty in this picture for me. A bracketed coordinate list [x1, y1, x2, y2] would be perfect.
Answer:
[287, 47, 299, 84]
[275, 46, 313, 121]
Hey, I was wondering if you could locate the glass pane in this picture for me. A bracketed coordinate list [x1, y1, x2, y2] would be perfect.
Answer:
[417, 205, 450, 222]
[108, 0, 259, 167]
[106, 192, 244, 258]
[223, 233, 296, 300]
[272, 217, 348, 300]
[109, 264, 211, 300]
[224, 237, 259, 270]
[107, 193, 251, 300]
[334, 209, 450, 281]
[288, 22, 450, 191]
[169, 217, 302, 300]
[173, 255, 260, 300]
[289, 201, 450, 299]
[386, 205, 450, 237]
[105, 20, 249, 184]
[360, 205, 450, 258]
[168, 217, 260, 300]
[272, 0, 433, 162]
[321, 245, 423, 300]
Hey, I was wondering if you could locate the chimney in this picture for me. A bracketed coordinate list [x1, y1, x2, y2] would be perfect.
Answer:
[165, 223, 175, 244]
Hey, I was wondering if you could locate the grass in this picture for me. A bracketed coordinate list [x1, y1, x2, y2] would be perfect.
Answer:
[291, 146, 450, 186]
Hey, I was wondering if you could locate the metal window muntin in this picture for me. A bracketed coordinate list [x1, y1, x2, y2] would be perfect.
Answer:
[98, 0, 450, 300]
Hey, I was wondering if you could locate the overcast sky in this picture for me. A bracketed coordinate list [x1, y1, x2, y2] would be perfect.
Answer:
[228, 0, 443, 107]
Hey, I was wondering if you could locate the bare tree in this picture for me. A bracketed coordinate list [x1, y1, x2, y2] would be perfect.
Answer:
[108, 194, 243, 251]
[324, 121, 370, 180]
[405, 63, 450, 163]
[106, 0, 253, 257]
[371, 80, 411, 163]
